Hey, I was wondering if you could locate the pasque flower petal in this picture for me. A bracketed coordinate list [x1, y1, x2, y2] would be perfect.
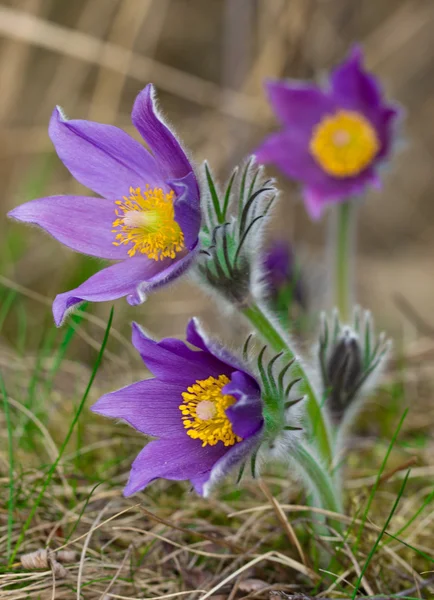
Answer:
[262, 240, 306, 307]
[131, 322, 231, 385]
[171, 172, 201, 249]
[124, 437, 226, 496]
[49, 107, 164, 199]
[302, 166, 379, 220]
[223, 371, 263, 439]
[266, 80, 334, 130]
[124, 247, 198, 302]
[132, 84, 197, 184]
[194, 431, 263, 496]
[186, 318, 247, 373]
[376, 106, 401, 160]
[52, 255, 181, 326]
[8, 195, 128, 259]
[91, 379, 187, 439]
[263, 240, 292, 290]
[303, 188, 327, 221]
[255, 130, 326, 188]
[330, 46, 382, 121]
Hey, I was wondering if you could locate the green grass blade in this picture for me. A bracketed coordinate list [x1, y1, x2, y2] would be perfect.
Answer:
[392, 485, 434, 540]
[384, 529, 434, 564]
[354, 408, 408, 550]
[16, 299, 28, 356]
[21, 325, 57, 446]
[0, 374, 15, 561]
[43, 306, 86, 395]
[9, 307, 114, 566]
[65, 482, 101, 543]
[0, 289, 17, 332]
[352, 469, 410, 599]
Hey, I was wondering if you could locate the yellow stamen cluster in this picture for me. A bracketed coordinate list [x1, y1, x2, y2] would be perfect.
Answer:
[179, 374, 242, 447]
[112, 186, 184, 260]
[309, 110, 379, 178]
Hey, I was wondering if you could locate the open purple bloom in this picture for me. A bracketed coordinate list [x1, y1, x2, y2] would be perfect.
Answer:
[262, 240, 305, 308]
[255, 46, 400, 220]
[8, 84, 200, 325]
[92, 318, 264, 497]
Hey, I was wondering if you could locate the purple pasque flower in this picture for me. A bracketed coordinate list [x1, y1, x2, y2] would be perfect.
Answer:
[255, 46, 399, 220]
[92, 318, 264, 497]
[8, 84, 200, 326]
[262, 240, 305, 307]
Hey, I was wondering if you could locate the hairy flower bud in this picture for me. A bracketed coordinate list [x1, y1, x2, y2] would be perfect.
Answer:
[325, 330, 363, 422]
[195, 159, 276, 307]
[319, 308, 390, 426]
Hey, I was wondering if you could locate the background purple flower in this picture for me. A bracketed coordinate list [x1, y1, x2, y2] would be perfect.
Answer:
[92, 318, 264, 497]
[262, 240, 306, 308]
[255, 46, 400, 220]
[8, 84, 200, 326]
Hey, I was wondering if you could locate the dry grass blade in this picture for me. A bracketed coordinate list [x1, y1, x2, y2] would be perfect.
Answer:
[4, 395, 71, 497]
[55, 504, 140, 552]
[0, 4, 263, 122]
[138, 505, 243, 552]
[0, 275, 134, 360]
[112, 526, 239, 559]
[378, 457, 418, 485]
[88, 0, 154, 123]
[77, 501, 112, 600]
[98, 544, 132, 600]
[1, 2, 434, 597]
[258, 479, 310, 571]
[197, 551, 305, 600]
[0, 0, 44, 122]
[36, 0, 116, 118]
[340, 536, 374, 596]
[104, 592, 206, 600]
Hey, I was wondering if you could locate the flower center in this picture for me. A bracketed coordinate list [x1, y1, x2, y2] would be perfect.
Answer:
[112, 186, 185, 260]
[179, 374, 242, 447]
[309, 110, 379, 178]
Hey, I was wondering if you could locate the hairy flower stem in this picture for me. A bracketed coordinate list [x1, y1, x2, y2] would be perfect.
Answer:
[333, 201, 354, 322]
[292, 440, 343, 531]
[242, 302, 334, 470]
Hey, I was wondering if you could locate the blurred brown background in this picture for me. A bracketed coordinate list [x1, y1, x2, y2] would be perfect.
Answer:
[1, 0, 433, 344]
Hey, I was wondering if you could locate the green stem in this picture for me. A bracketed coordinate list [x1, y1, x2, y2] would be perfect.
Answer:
[292, 440, 343, 530]
[242, 302, 334, 469]
[334, 201, 353, 322]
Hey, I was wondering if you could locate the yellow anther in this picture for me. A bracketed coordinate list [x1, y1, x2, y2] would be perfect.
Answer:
[112, 186, 184, 260]
[179, 374, 242, 447]
[309, 110, 379, 178]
